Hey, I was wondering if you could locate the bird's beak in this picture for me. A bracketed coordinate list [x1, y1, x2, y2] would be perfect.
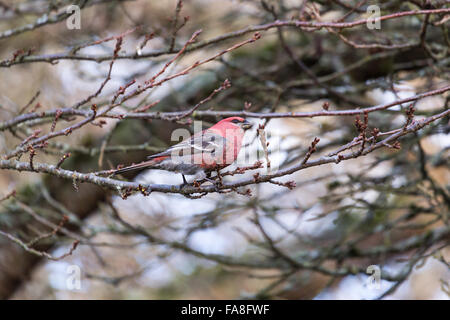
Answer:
[242, 120, 253, 130]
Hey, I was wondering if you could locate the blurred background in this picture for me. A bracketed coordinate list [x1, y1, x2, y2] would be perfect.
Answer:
[0, 0, 449, 299]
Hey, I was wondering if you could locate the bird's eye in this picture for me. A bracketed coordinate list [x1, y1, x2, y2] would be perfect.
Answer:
[231, 119, 241, 123]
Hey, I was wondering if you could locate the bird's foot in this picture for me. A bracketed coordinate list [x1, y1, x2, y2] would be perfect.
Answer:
[191, 172, 222, 191]
[180, 174, 192, 189]
[204, 177, 222, 192]
[192, 180, 201, 188]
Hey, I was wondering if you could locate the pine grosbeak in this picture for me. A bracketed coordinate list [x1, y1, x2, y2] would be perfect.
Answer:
[114, 117, 253, 184]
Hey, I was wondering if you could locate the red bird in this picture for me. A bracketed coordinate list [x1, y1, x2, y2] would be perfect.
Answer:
[114, 117, 253, 184]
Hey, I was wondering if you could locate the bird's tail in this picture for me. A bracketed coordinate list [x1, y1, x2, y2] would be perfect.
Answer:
[113, 159, 159, 175]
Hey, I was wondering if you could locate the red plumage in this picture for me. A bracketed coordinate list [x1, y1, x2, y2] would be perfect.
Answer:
[114, 117, 253, 182]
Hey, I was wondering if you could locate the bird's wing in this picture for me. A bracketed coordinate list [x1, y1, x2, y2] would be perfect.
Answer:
[147, 130, 226, 159]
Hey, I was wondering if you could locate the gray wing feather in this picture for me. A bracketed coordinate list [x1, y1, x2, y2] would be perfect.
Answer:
[147, 131, 226, 159]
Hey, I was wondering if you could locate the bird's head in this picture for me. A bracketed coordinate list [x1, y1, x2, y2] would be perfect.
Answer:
[215, 117, 253, 131]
